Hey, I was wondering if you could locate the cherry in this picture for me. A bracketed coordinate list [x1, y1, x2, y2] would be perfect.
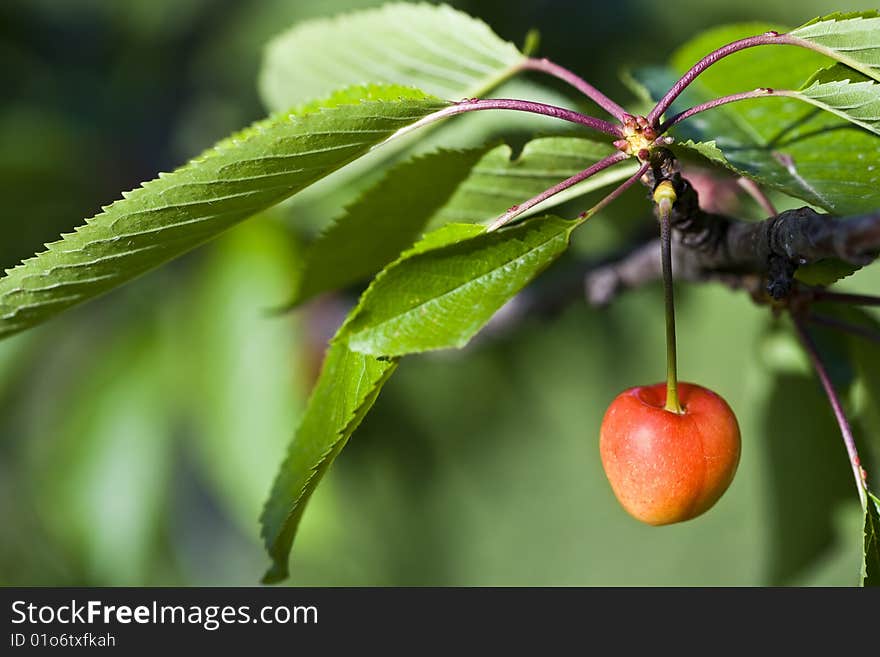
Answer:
[599, 382, 741, 525]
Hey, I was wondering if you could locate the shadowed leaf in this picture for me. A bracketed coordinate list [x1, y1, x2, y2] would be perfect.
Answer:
[638, 23, 880, 214]
[287, 146, 492, 309]
[431, 137, 638, 225]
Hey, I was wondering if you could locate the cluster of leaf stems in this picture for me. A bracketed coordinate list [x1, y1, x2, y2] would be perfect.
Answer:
[396, 28, 877, 508]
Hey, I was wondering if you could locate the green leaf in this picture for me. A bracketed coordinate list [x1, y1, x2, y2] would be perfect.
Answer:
[346, 216, 575, 357]
[672, 139, 730, 167]
[864, 492, 880, 586]
[287, 136, 631, 309]
[789, 12, 880, 83]
[260, 3, 524, 113]
[260, 340, 396, 584]
[643, 23, 880, 214]
[792, 67, 880, 137]
[257, 4, 573, 228]
[795, 258, 861, 286]
[260, 222, 486, 583]
[288, 146, 491, 308]
[0, 85, 446, 340]
[431, 137, 639, 225]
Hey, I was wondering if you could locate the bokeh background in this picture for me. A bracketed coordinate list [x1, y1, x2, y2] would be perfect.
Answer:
[2, 0, 879, 586]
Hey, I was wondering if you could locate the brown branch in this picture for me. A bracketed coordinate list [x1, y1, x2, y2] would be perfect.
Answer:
[586, 149, 880, 305]
[586, 238, 694, 306]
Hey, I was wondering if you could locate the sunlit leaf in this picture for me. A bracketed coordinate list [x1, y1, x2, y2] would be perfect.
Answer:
[789, 11, 880, 83]
[346, 217, 575, 357]
[261, 216, 580, 581]
[260, 222, 488, 583]
[0, 85, 446, 340]
[260, 340, 396, 584]
[260, 2, 524, 112]
[793, 65, 880, 136]
[672, 139, 730, 167]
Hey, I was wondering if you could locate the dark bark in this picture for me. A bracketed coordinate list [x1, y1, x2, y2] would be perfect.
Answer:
[587, 149, 880, 305]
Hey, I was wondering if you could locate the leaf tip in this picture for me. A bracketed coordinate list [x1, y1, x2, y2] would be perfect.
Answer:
[261, 560, 289, 585]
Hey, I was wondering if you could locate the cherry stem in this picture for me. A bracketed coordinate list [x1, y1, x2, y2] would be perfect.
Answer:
[807, 312, 880, 345]
[737, 176, 778, 217]
[520, 57, 628, 120]
[657, 88, 781, 133]
[486, 152, 629, 231]
[647, 32, 798, 125]
[655, 182, 683, 414]
[381, 98, 621, 147]
[808, 290, 880, 307]
[792, 314, 868, 509]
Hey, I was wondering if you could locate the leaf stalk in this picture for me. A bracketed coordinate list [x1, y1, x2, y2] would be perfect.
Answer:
[647, 32, 797, 124]
[519, 57, 629, 120]
[486, 152, 629, 231]
[379, 98, 621, 150]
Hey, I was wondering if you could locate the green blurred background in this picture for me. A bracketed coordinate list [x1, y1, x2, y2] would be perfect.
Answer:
[1, 0, 878, 586]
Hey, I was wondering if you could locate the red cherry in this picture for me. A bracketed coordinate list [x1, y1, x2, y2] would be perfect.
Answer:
[599, 382, 741, 525]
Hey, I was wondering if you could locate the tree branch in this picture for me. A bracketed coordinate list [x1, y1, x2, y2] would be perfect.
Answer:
[586, 149, 880, 305]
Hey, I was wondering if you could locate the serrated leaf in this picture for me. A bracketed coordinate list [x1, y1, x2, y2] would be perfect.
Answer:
[257, 4, 577, 227]
[288, 146, 491, 308]
[0, 85, 447, 340]
[795, 258, 862, 286]
[289, 135, 634, 309]
[260, 3, 524, 113]
[260, 221, 485, 583]
[260, 339, 396, 584]
[641, 23, 880, 214]
[793, 71, 880, 136]
[789, 12, 880, 83]
[431, 137, 639, 225]
[346, 216, 575, 357]
[673, 139, 730, 166]
[864, 492, 880, 586]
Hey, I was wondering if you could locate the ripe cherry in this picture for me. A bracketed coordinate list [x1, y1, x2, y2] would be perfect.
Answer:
[599, 382, 741, 526]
